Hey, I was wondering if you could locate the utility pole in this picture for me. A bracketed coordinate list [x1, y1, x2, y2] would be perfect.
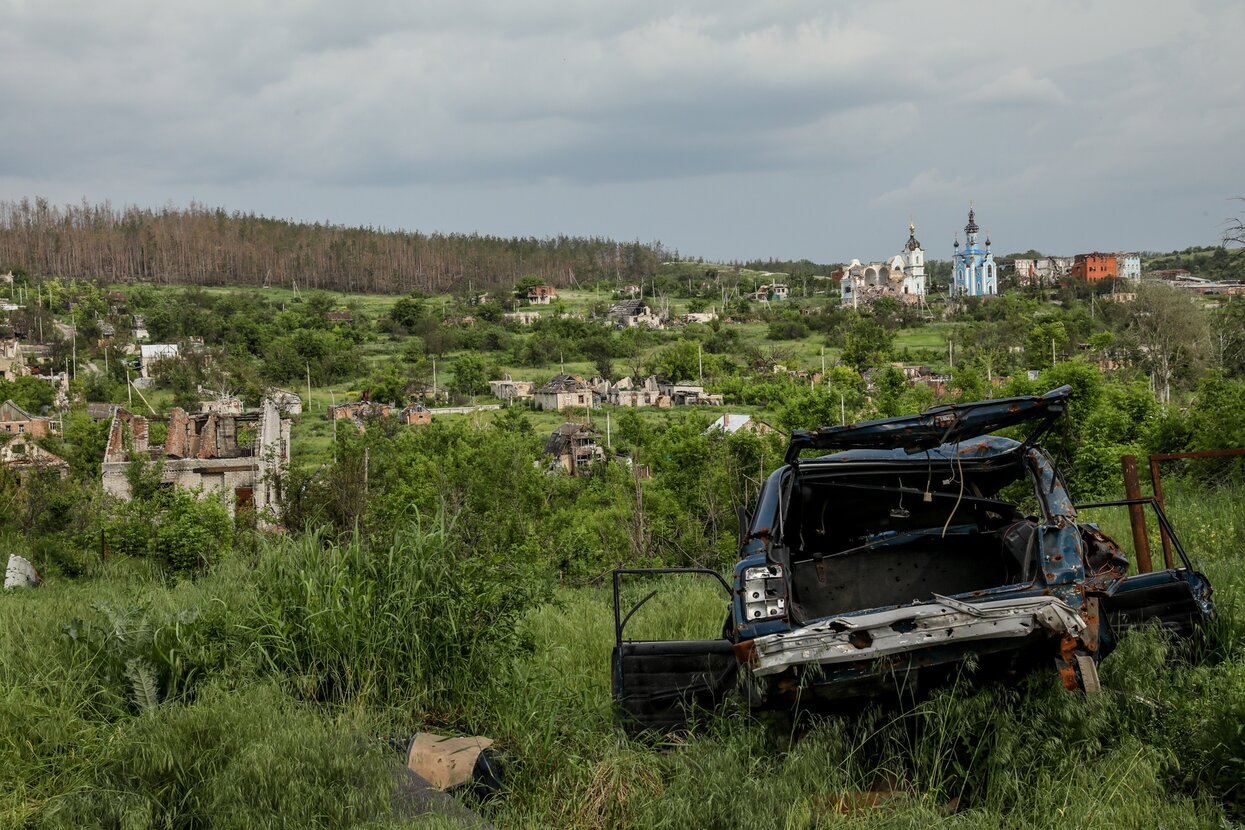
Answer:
[306, 364, 313, 412]
[698, 342, 703, 384]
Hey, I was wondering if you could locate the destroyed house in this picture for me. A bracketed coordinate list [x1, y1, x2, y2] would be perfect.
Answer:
[488, 377, 535, 402]
[326, 401, 392, 428]
[607, 299, 662, 329]
[101, 401, 289, 517]
[399, 404, 432, 425]
[1, 439, 69, 482]
[526, 285, 557, 304]
[0, 399, 53, 437]
[534, 374, 594, 411]
[545, 422, 605, 475]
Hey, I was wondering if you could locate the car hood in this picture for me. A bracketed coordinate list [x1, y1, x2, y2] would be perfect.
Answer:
[785, 385, 1071, 463]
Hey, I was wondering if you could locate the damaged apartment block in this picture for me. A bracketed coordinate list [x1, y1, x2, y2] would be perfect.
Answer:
[101, 398, 290, 517]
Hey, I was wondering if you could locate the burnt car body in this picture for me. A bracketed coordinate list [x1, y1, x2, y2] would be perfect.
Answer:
[612, 386, 1213, 732]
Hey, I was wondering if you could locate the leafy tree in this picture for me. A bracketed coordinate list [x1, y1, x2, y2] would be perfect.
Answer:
[767, 318, 810, 341]
[1210, 299, 1245, 378]
[840, 316, 893, 371]
[0, 375, 55, 412]
[1123, 283, 1208, 403]
[389, 295, 426, 329]
[450, 352, 489, 396]
[648, 340, 701, 382]
[1027, 320, 1068, 369]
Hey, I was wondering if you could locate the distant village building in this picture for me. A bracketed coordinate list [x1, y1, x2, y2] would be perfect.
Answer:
[659, 380, 720, 406]
[838, 222, 927, 307]
[131, 314, 149, 341]
[87, 403, 121, 421]
[265, 389, 303, 416]
[704, 413, 773, 436]
[534, 374, 594, 411]
[325, 310, 354, 324]
[526, 285, 557, 305]
[504, 310, 542, 326]
[0, 399, 54, 437]
[399, 404, 432, 425]
[198, 394, 244, 415]
[326, 401, 392, 428]
[139, 344, 179, 379]
[951, 208, 997, 297]
[1, 438, 69, 482]
[544, 422, 605, 475]
[607, 299, 664, 329]
[488, 376, 535, 402]
[618, 284, 641, 298]
[679, 312, 718, 325]
[0, 338, 24, 381]
[1070, 253, 1117, 282]
[1012, 256, 1074, 286]
[1116, 253, 1141, 282]
[749, 283, 791, 302]
[101, 401, 289, 517]
[609, 376, 669, 408]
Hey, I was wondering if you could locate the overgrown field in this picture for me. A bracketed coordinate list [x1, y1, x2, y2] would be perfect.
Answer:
[2, 482, 1243, 829]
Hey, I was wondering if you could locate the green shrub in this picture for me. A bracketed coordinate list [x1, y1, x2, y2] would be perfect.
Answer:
[103, 489, 234, 573]
[251, 516, 543, 723]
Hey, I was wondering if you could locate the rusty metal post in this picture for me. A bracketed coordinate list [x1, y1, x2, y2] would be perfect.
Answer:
[1148, 455, 1174, 569]
[1121, 455, 1152, 573]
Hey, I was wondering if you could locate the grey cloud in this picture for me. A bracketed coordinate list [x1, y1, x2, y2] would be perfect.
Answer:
[1, 0, 1243, 260]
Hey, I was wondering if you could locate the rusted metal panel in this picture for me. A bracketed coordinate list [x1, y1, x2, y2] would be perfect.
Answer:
[747, 595, 1085, 678]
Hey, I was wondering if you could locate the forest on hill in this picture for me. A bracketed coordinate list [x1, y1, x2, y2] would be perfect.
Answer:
[0, 198, 669, 294]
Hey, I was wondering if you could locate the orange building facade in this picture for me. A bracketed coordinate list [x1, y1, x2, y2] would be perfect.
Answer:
[1070, 253, 1117, 282]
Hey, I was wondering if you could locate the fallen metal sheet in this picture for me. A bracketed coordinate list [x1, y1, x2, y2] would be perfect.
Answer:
[747, 594, 1085, 678]
[4, 554, 41, 589]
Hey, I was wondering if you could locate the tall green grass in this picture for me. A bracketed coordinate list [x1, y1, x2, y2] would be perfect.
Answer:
[1, 485, 1241, 828]
[249, 517, 541, 728]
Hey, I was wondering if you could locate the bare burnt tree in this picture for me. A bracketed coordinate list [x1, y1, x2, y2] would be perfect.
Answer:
[1225, 196, 1245, 248]
[0, 199, 669, 295]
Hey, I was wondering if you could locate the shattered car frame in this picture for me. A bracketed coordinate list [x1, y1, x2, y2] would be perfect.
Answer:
[612, 386, 1214, 733]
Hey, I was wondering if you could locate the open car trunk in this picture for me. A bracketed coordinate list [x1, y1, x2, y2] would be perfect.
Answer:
[779, 464, 1040, 623]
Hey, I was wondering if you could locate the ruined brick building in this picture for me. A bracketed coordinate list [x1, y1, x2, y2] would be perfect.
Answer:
[101, 398, 289, 517]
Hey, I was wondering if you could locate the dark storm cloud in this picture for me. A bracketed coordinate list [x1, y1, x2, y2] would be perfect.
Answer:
[1, 0, 1243, 259]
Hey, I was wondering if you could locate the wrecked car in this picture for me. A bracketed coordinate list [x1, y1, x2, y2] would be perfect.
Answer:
[612, 386, 1213, 732]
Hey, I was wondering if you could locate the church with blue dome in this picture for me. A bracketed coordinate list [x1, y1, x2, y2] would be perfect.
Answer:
[951, 206, 997, 297]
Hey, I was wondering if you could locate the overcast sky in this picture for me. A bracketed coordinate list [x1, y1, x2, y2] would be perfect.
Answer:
[3, 0, 1244, 264]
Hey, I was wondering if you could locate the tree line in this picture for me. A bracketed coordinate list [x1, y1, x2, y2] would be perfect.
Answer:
[0, 197, 669, 294]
